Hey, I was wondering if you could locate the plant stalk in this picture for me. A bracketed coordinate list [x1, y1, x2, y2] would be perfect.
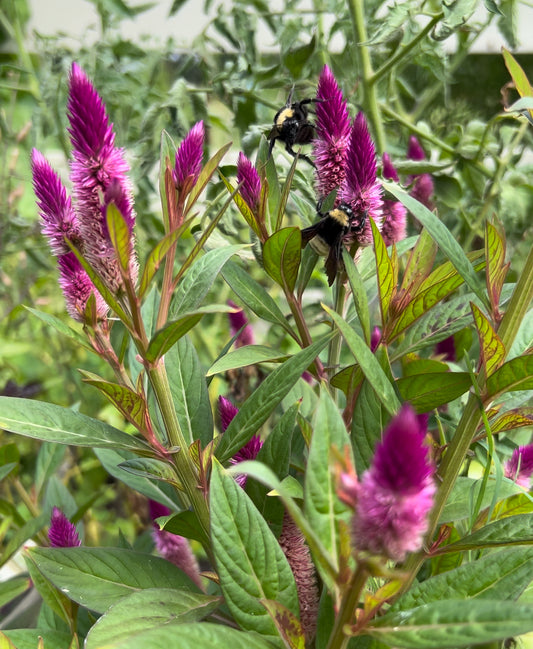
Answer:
[326, 563, 369, 649]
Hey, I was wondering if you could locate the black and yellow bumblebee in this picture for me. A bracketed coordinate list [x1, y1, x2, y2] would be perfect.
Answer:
[301, 202, 366, 285]
[267, 88, 318, 168]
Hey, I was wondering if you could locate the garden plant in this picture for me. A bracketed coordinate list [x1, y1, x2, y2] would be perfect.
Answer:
[1, 0, 533, 647]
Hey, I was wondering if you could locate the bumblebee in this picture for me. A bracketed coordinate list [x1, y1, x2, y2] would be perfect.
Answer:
[301, 202, 366, 285]
[267, 88, 318, 168]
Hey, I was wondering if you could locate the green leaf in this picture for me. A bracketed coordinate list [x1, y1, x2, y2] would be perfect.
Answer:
[367, 599, 533, 647]
[263, 227, 302, 294]
[399, 228, 437, 297]
[304, 387, 352, 574]
[215, 335, 332, 462]
[83, 622, 273, 649]
[0, 575, 30, 608]
[322, 305, 401, 417]
[1, 630, 72, 649]
[371, 218, 395, 325]
[35, 442, 67, 497]
[471, 303, 505, 377]
[442, 514, 533, 551]
[383, 183, 487, 308]
[25, 547, 200, 614]
[185, 142, 232, 215]
[219, 171, 261, 238]
[207, 345, 288, 376]
[490, 407, 533, 433]
[159, 510, 206, 544]
[261, 599, 305, 649]
[171, 245, 245, 316]
[138, 225, 188, 299]
[158, 130, 176, 232]
[222, 260, 296, 337]
[106, 203, 131, 273]
[485, 353, 533, 400]
[210, 460, 299, 643]
[440, 476, 520, 523]
[433, 0, 478, 40]
[502, 46, 533, 119]
[392, 547, 533, 613]
[351, 378, 387, 475]
[0, 397, 151, 453]
[165, 336, 213, 447]
[485, 222, 509, 316]
[84, 589, 220, 649]
[396, 372, 471, 412]
[342, 248, 371, 345]
[118, 457, 179, 486]
[24, 307, 92, 350]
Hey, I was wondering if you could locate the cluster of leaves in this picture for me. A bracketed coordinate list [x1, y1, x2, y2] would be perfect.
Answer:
[1, 0, 533, 648]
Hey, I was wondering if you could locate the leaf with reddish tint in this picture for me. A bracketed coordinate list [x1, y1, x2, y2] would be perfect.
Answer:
[184, 142, 232, 216]
[485, 354, 533, 401]
[80, 371, 148, 431]
[371, 218, 396, 326]
[261, 600, 305, 649]
[502, 47, 533, 121]
[397, 372, 471, 412]
[399, 228, 437, 296]
[159, 130, 177, 231]
[219, 171, 261, 238]
[485, 222, 509, 319]
[263, 227, 301, 293]
[490, 407, 533, 433]
[471, 303, 505, 377]
[274, 156, 298, 232]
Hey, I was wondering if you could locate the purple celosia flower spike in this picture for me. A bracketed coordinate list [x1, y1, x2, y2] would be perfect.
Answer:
[174, 121, 205, 195]
[149, 501, 203, 589]
[313, 65, 351, 200]
[338, 112, 383, 246]
[382, 152, 399, 182]
[407, 135, 426, 161]
[353, 403, 436, 561]
[505, 446, 533, 489]
[48, 507, 81, 548]
[218, 395, 239, 432]
[68, 62, 137, 291]
[228, 300, 255, 347]
[236, 152, 261, 211]
[380, 153, 407, 245]
[407, 135, 434, 210]
[31, 149, 108, 321]
[278, 512, 319, 643]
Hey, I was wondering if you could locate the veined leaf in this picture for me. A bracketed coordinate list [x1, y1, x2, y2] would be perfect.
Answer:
[1, 630, 72, 649]
[490, 407, 533, 433]
[24, 307, 92, 351]
[207, 345, 288, 376]
[215, 335, 331, 462]
[263, 227, 301, 294]
[184, 142, 232, 215]
[440, 513, 533, 551]
[396, 372, 471, 412]
[384, 182, 487, 308]
[399, 228, 437, 296]
[0, 397, 151, 453]
[210, 460, 299, 644]
[342, 248, 371, 345]
[322, 304, 400, 416]
[84, 589, 220, 649]
[371, 218, 396, 325]
[118, 457, 180, 486]
[106, 203, 131, 274]
[502, 47, 533, 120]
[261, 599, 305, 649]
[485, 353, 533, 401]
[485, 221, 509, 317]
[471, 303, 505, 377]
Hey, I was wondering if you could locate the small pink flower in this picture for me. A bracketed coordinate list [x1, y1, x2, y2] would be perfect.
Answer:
[237, 152, 261, 211]
[48, 507, 81, 548]
[353, 404, 435, 561]
[278, 513, 319, 643]
[228, 300, 255, 347]
[338, 113, 383, 247]
[407, 135, 434, 210]
[313, 65, 351, 200]
[382, 152, 400, 182]
[381, 200, 407, 246]
[174, 121, 204, 193]
[505, 446, 533, 489]
[370, 326, 382, 352]
[149, 501, 202, 588]
[407, 135, 426, 161]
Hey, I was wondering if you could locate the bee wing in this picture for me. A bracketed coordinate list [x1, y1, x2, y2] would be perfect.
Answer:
[300, 222, 322, 247]
[325, 241, 342, 286]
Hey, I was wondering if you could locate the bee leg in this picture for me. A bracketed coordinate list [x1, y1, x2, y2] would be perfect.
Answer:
[266, 135, 276, 161]
[285, 143, 316, 168]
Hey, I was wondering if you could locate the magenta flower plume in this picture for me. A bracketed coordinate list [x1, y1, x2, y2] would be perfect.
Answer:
[381, 199, 407, 246]
[174, 121, 205, 193]
[353, 404, 435, 561]
[149, 501, 203, 588]
[406, 135, 434, 210]
[229, 434, 263, 488]
[31, 149, 107, 321]
[382, 152, 399, 182]
[228, 300, 255, 347]
[407, 135, 426, 161]
[218, 395, 239, 432]
[237, 152, 261, 211]
[370, 326, 382, 352]
[48, 507, 81, 548]
[68, 62, 137, 291]
[278, 513, 319, 643]
[338, 112, 383, 246]
[313, 65, 351, 199]
[505, 446, 533, 489]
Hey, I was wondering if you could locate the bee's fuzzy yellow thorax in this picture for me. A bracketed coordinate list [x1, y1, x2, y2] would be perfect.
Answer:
[276, 108, 294, 127]
[328, 209, 350, 227]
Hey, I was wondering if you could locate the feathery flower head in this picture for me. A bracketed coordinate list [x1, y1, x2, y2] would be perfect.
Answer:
[406, 136, 434, 210]
[407, 135, 426, 161]
[381, 199, 407, 246]
[229, 434, 263, 487]
[149, 501, 202, 588]
[313, 65, 351, 199]
[58, 253, 108, 321]
[338, 112, 383, 246]
[353, 403, 435, 561]
[382, 152, 399, 182]
[505, 446, 533, 489]
[174, 121, 205, 193]
[228, 300, 255, 347]
[68, 62, 137, 291]
[48, 507, 81, 548]
[278, 512, 319, 643]
[218, 395, 239, 432]
[237, 152, 261, 211]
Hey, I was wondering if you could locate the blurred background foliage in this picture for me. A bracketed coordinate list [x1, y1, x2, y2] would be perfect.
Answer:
[1, 0, 532, 580]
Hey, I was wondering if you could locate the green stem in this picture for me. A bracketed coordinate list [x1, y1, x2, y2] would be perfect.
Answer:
[326, 563, 369, 649]
[327, 277, 347, 390]
[369, 14, 443, 86]
[346, 0, 386, 152]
